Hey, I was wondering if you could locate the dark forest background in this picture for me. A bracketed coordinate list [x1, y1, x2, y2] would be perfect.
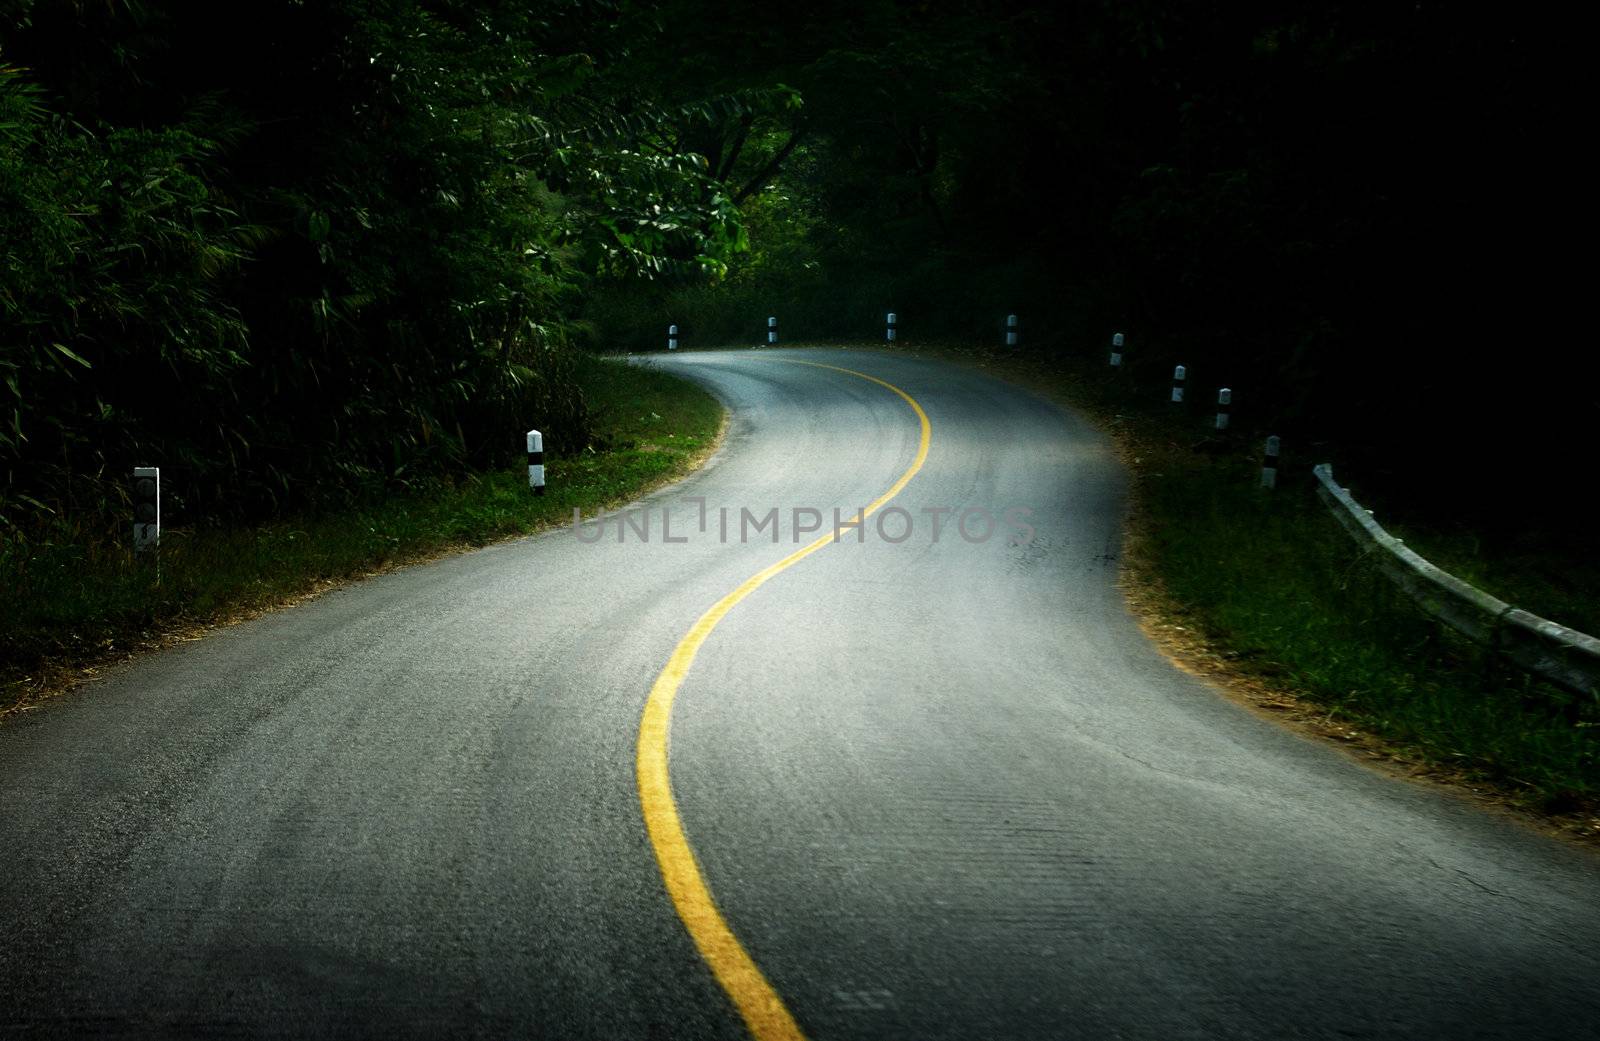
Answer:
[2, 0, 1591, 543]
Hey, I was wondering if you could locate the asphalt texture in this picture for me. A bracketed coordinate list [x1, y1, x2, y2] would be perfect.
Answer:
[2, 348, 1597, 1040]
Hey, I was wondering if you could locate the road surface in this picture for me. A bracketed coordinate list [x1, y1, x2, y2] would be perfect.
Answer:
[3, 348, 1597, 1039]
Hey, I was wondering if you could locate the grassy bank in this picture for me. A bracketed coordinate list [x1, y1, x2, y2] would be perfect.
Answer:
[0, 356, 723, 715]
[1370, 513, 1600, 641]
[1132, 447, 1597, 809]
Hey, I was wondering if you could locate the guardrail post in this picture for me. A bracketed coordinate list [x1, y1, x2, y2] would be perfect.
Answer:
[1171, 365, 1186, 402]
[527, 430, 545, 496]
[767, 316, 778, 345]
[1215, 388, 1232, 430]
[1109, 332, 1125, 366]
[668, 324, 678, 351]
[133, 466, 160, 553]
[1006, 314, 1019, 347]
[886, 312, 897, 342]
[1261, 435, 1280, 489]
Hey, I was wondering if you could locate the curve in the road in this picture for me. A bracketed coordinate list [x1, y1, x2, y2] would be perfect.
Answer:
[636, 360, 931, 1041]
[5, 348, 1598, 1041]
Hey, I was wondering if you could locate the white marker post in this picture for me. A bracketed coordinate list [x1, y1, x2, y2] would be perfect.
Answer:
[886, 312, 897, 342]
[1110, 332, 1125, 366]
[1171, 365, 1186, 402]
[527, 430, 545, 496]
[1006, 314, 1019, 347]
[1261, 435, 1280, 489]
[767, 316, 778, 345]
[668, 324, 678, 351]
[1215, 388, 1232, 430]
[132, 466, 159, 553]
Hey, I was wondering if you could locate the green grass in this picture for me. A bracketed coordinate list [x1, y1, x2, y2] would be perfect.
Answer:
[0, 355, 723, 713]
[1137, 453, 1597, 808]
[1374, 518, 1600, 639]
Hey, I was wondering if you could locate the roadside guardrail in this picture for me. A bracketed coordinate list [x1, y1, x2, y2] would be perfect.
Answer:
[1313, 463, 1600, 700]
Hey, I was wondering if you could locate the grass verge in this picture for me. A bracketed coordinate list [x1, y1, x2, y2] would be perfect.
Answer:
[1371, 515, 1600, 641]
[0, 355, 724, 717]
[1129, 448, 1598, 810]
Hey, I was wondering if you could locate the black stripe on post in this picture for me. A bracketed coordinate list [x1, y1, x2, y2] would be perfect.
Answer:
[132, 466, 160, 553]
[527, 429, 546, 496]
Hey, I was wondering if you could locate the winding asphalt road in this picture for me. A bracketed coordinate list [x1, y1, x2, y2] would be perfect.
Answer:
[3, 348, 1597, 1040]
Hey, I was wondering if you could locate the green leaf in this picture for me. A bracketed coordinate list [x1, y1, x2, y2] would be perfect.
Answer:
[307, 211, 331, 242]
[50, 343, 92, 368]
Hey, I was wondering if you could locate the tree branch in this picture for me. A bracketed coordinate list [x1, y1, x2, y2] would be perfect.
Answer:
[732, 124, 807, 205]
[717, 112, 754, 182]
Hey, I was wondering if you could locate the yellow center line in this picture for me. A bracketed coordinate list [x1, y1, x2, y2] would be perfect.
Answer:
[635, 360, 931, 1041]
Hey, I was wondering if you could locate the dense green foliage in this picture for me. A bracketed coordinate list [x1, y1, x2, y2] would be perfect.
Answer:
[586, 2, 1587, 539]
[1, 0, 761, 532]
[3, 1, 1587, 542]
